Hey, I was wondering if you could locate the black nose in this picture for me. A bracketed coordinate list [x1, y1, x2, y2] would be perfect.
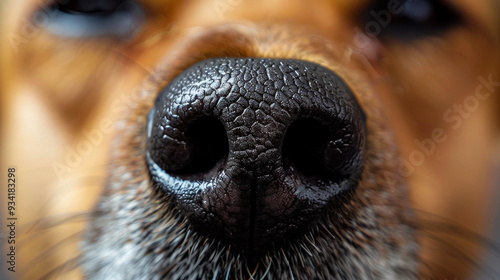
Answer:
[146, 58, 366, 257]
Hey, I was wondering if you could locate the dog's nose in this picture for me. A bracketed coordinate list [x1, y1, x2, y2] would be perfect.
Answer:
[146, 58, 366, 256]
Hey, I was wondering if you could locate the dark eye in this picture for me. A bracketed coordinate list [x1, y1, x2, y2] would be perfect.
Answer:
[40, 0, 145, 39]
[359, 0, 464, 40]
[58, 0, 125, 13]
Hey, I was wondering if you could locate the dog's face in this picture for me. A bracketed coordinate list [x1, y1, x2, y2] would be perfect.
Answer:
[2, 0, 499, 279]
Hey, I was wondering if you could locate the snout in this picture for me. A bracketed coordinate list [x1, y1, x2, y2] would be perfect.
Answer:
[146, 58, 366, 256]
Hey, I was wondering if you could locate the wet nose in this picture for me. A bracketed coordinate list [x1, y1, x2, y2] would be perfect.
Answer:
[146, 58, 366, 256]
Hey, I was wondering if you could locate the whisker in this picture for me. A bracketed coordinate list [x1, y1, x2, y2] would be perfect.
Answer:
[35, 253, 83, 280]
[418, 257, 456, 280]
[421, 229, 499, 279]
[411, 209, 500, 258]
[20, 212, 93, 240]
[21, 231, 85, 277]
[406, 209, 500, 279]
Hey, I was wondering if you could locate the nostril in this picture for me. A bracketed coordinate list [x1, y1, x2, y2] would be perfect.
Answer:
[283, 117, 362, 183]
[283, 118, 334, 180]
[179, 116, 228, 175]
[148, 115, 228, 178]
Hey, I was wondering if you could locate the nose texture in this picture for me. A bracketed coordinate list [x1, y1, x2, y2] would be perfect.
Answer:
[147, 58, 366, 258]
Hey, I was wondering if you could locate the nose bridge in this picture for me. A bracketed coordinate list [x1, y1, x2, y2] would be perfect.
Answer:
[225, 103, 287, 184]
[218, 65, 291, 182]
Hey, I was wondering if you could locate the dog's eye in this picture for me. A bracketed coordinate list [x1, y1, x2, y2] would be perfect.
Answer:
[58, 0, 125, 13]
[360, 0, 463, 40]
[40, 0, 144, 39]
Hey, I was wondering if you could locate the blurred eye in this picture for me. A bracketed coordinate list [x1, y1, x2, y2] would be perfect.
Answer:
[59, 0, 126, 13]
[359, 0, 464, 40]
[40, 0, 145, 39]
